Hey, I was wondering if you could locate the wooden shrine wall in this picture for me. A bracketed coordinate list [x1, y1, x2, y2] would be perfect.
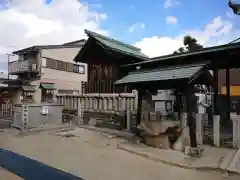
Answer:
[83, 59, 129, 93]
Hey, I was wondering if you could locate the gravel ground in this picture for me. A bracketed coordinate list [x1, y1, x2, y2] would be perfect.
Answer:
[1, 128, 240, 180]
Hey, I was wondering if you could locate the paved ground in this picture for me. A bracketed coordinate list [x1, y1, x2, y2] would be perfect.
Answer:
[0, 119, 11, 129]
[0, 168, 23, 180]
[1, 128, 240, 180]
[118, 142, 237, 170]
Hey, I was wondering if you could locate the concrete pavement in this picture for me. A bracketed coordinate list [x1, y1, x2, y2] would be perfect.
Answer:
[117, 143, 237, 172]
[0, 168, 23, 180]
[1, 128, 240, 180]
[79, 126, 239, 173]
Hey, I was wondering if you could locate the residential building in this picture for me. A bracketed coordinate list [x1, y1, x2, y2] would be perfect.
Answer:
[6, 39, 87, 104]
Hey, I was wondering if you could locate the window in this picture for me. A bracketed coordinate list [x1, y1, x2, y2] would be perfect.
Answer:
[56, 60, 66, 71]
[66, 62, 73, 72]
[20, 91, 34, 103]
[44, 58, 85, 74]
[73, 64, 79, 73]
[46, 58, 57, 69]
[58, 89, 79, 95]
[41, 90, 54, 103]
[73, 64, 85, 74]
[78, 65, 85, 74]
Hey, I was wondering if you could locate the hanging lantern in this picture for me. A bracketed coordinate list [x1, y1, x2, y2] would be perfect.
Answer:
[229, 0, 240, 15]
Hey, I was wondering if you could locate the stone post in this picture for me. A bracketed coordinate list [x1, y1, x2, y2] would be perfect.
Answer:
[126, 109, 131, 131]
[237, 114, 240, 148]
[77, 98, 84, 126]
[122, 97, 126, 111]
[196, 113, 203, 145]
[22, 104, 28, 131]
[231, 112, 238, 148]
[113, 97, 118, 112]
[213, 115, 220, 147]
[103, 97, 107, 111]
[132, 89, 138, 110]
[181, 112, 187, 128]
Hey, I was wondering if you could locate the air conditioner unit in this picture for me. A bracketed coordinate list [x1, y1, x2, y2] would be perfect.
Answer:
[32, 64, 37, 71]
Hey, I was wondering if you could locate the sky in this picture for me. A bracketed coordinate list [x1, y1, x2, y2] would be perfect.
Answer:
[0, 0, 240, 72]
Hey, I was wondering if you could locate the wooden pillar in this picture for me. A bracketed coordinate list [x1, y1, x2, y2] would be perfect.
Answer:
[213, 68, 219, 115]
[136, 89, 143, 126]
[226, 65, 231, 122]
[174, 90, 181, 120]
[186, 87, 197, 148]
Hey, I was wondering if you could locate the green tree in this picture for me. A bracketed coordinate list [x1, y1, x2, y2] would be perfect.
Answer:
[173, 35, 203, 54]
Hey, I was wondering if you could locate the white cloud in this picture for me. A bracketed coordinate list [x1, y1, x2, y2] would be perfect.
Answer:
[129, 23, 145, 33]
[135, 16, 238, 57]
[164, 0, 180, 9]
[165, 16, 177, 24]
[0, 0, 108, 71]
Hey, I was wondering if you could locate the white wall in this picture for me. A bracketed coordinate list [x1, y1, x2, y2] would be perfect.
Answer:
[41, 68, 87, 92]
[41, 47, 87, 83]
[41, 47, 81, 63]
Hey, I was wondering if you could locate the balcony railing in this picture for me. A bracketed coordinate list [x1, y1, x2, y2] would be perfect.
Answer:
[9, 60, 30, 74]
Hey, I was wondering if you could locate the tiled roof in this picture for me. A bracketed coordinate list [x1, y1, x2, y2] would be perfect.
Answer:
[115, 64, 204, 84]
[85, 30, 149, 60]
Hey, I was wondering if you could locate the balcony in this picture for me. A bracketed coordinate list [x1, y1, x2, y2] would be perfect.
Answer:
[9, 60, 37, 75]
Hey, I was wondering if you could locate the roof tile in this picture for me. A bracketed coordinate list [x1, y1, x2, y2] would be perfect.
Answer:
[85, 30, 149, 60]
[115, 65, 203, 84]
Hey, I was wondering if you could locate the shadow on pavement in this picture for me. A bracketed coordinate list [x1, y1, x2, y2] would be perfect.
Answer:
[0, 148, 85, 180]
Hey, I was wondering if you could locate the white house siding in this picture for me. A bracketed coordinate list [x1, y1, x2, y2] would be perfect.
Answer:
[41, 47, 81, 63]
[41, 47, 87, 82]
[41, 68, 87, 93]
